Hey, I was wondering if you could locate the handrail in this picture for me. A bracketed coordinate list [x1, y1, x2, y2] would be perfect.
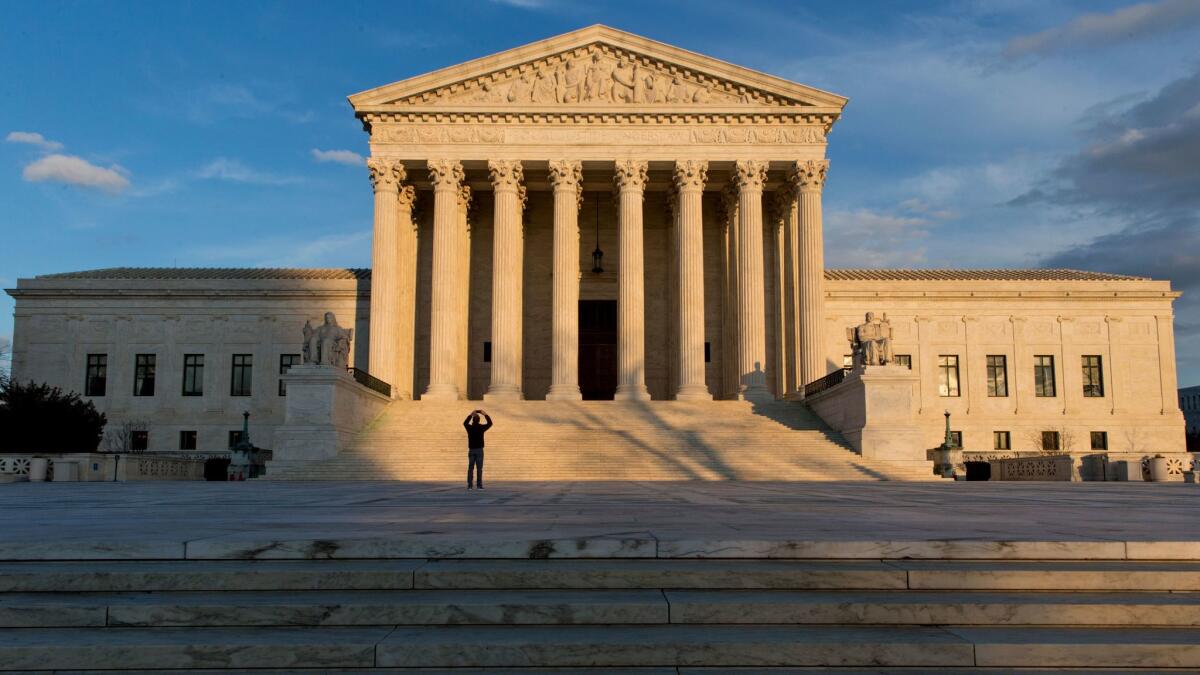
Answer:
[803, 367, 851, 398]
[347, 367, 392, 398]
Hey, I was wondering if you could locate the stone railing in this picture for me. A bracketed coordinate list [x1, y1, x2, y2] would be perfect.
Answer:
[0, 453, 207, 482]
[988, 455, 1075, 482]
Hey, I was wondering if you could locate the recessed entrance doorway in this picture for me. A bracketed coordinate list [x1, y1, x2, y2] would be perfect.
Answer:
[579, 300, 617, 400]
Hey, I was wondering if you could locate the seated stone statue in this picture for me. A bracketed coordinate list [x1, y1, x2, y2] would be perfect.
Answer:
[847, 311, 894, 367]
[302, 312, 354, 368]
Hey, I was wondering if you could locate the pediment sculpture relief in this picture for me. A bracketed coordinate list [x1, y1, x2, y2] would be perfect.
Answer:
[396, 45, 794, 107]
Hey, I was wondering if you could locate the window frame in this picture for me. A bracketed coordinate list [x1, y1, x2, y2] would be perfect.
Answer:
[181, 354, 204, 397]
[1082, 355, 1105, 398]
[228, 430, 245, 449]
[85, 353, 107, 397]
[949, 431, 963, 448]
[230, 354, 253, 397]
[1034, 355, 1057, 397]
[130, 430, 149, 452]
[985, 355, 1008, 397]
[278, 353, 301, 396]
[1090, 430, 1108, 451]
[894, 354, 912, 370]
[179, 430, 197, 451]
[1042, 430, 1061, 452]
[994, 430, 1011, 451]
[133, 353, 156, 397]
[937, 354, 961, 397]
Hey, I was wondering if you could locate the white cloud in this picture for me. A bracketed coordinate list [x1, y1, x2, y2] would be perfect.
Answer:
[1004, 0, 1200, 59]
[311, 148, 364, 166]
[195, 158, 302, 185]
[488, 0, 550, 8]
[22, 154, 130, 193]
[5, 131, 63, 152]
[825, 208, 932, 268]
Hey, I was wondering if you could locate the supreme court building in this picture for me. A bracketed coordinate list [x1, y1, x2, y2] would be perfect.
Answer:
[6, 26, 1187, 477]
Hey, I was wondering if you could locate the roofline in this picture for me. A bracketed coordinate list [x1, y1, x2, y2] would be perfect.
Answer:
[347, 24, 849, 110]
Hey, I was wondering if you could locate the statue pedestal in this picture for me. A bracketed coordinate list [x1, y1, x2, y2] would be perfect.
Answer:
[805, 365, 928, 465]
[268, 365, 390, 473]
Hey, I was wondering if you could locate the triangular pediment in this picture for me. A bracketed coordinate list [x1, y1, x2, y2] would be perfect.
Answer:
[350, 25, 847, 111]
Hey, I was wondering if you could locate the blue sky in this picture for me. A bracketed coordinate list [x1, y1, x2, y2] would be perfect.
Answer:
[1, 0, 1198, 384]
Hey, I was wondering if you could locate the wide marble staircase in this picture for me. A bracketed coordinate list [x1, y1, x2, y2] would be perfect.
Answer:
[2, 552, 1199, 670]
[269, 400, 938, 481]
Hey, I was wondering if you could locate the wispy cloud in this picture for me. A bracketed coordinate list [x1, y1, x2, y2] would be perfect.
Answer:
[488, 0, 552, 8]
[5, 131, 63, 152]
[311, 148, 364, 166]
[22, 154, 131, 193]
[1004, 0, 1200, 60]
[190, 230, 371, 268]
[195, 158, 303, 186]
[825, 207, 933, 268]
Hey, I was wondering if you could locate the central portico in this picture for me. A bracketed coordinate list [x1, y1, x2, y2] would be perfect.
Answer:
[353, 25, 845, 403]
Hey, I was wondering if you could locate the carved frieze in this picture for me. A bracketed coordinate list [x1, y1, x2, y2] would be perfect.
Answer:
[392, 44, 801, 108]
[373, 123, 825, 146]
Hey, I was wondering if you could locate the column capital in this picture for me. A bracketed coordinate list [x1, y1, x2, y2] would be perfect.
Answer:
[488, 159, 524, 193]
[720, 183, 739, 224]
[733, 159, 769, 191]
[771, 189, 793, 225]
[367, 158, 405, 194]
[457, 185, 472, 209]
[548, 160, 583, 191]
[427, 159, 464, 192]
[397, 185, 417, 209]
[613, 159, 648, 193]
[672, 160, 708, 192]
[789, 159, 830, 193]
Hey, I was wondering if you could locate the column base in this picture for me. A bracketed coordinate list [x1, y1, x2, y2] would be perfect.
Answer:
[546, 384, 582, 401]
[614, 384, 651, 401]
[674, 384, 712, 401]
[421, 383, 461, 401]
[484, 384, 523, 401]
[735, 385, 773, 403]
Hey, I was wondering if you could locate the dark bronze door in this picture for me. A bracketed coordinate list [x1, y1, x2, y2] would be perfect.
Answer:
[579, 300, 618, 400]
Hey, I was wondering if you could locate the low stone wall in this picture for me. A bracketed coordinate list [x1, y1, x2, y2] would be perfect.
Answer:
[963, 450, 1196, 482]
[989, 455, 1075, 481]
[0, 453, 207, 482]
[805, 364, 929, 471]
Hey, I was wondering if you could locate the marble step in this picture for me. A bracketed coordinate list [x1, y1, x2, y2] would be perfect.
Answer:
[0, 590, 667, 628]
[4, 589, 1198, 628]
[5, 625, 1197, 669]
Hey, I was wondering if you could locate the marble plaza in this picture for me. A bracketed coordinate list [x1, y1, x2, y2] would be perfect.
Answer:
[4, 26, 1188, 479]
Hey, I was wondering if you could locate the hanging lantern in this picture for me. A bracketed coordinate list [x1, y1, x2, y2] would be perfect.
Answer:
[591, 194, 604, 274]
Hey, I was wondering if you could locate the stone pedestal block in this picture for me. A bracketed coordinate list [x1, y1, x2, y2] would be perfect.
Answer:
[806, 365, 926, 464]
[269, 365, 390, 472]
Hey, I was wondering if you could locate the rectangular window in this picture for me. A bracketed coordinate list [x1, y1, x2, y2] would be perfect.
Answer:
[894, 354, 912, 370]
[130, 430, 149, 452]
[843, 354, 854, 369]
[230, 354, 253, 396]
[1082, 355, 1104, 397]
[228, 430, 244, 448]
[483, 341, 492, 363]
[278, 353, 301, 396]
[85, 354, 107, 397]
[994, 431, 1011, 451]
[133, 354, 156, 396]
[181, 354, 204, 396]
[179, 430, 197, 451]
[986, 355, 1008, 397]
[1034, 355, 1056, 397]
[937, 355, 960, 397]
[949, 431, 962, 448]
[1091, 431, 1108, 451]
[1042, 430, 1060, 452]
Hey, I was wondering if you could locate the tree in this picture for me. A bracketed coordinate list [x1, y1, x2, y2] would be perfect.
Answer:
[0, 337, 11, 384]
[105, 419, 150, 454]
[0, 380, 106, 453]
[1024, 426, 1076, 455]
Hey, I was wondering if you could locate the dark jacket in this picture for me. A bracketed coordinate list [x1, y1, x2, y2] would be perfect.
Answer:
[463, 413, 493, 449]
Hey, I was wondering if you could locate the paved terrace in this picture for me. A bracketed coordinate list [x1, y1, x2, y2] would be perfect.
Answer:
[1, 481, 1198, 561]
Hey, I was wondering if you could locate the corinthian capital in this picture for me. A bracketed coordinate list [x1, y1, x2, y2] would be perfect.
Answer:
[548, 160, 583, 191]
[367, 158, 405, 194]
[397, 185, 417, 209]
[789, 159, 829, 193]
[488, 159, 524, 192]
[613, 159, 648, 193]
[427, 159, 464, 192]
[457, 185, 472, 210]
[672, 160, 708, 192]
[733, 159, 769, 191]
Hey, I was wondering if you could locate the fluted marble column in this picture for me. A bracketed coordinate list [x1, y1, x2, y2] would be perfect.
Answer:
[547, 160, 583, 400]
[613, 159, 651, 401]
[485, 160, 525, 400]
[422, 159, 464, 401]
[673, 160, 711, 400]
[367, 158, 405, 397]
[394, 185, 418, 400]
[456, 186, 472, 399]
[791, 159, 829, 392]
[734, 159, 770, 400]
[720, 185, 740, 399]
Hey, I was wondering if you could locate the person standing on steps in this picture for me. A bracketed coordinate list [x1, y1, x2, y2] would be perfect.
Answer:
[463, 409, 493, 490]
